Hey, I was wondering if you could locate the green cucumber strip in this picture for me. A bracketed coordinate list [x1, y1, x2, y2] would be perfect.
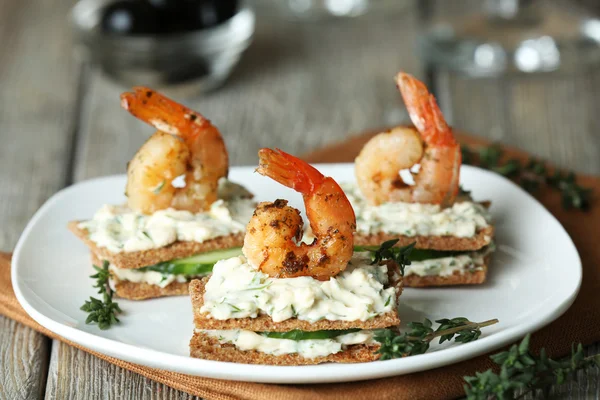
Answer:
[260, 329, 361, 341]
[174, 247, 243, 264]
[354, 245, 467, 262]
[138, 247, 243, 276]
[142, 263, 214, 276]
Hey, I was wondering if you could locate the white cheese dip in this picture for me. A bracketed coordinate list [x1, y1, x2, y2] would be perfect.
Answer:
[202, 329, 374, 358]
[78, 180, 255, 253]
[108, 264, 208, 288]
[342, 183, 491, 238]
[201, 253, 397, 323]
[406, 250, 488, 277]
[109, 264, 189, 288]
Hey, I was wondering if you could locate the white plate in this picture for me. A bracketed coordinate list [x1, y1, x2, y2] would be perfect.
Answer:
[13, 164, 581, 384]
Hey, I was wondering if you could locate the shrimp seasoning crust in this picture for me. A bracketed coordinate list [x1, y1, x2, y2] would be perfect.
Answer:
[69, 87, 256, 301]
[243, 149, 357, 281]
[121, 87, 229, 214]
[350, 72, 495, 288]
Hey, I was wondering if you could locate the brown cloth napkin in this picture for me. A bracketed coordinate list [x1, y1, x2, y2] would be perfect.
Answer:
[2, 132, 600, 400]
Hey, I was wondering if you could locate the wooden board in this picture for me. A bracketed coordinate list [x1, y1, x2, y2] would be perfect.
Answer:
[0, 0, 80, 398]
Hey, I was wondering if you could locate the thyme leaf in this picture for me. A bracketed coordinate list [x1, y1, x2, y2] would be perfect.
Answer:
[462, 144, 592, 211]
[463, 334, 600, 399]
[80, 261, 121, 330]
[355, 239, 415, 276]
[374, 317, 498, 360]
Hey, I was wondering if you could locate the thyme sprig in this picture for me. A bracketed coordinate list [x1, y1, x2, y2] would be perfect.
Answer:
[355, 239, 416, 275]
[463, 334, 600, 399]
[375, 317, 499, 360]
[80, 260, 121, 330]
[461, 144, 592, 210]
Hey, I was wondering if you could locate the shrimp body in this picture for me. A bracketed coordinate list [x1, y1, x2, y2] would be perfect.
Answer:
[243, 149, 356, 281]
[121, 87, 228, 214]
[355, 72, 461, 207]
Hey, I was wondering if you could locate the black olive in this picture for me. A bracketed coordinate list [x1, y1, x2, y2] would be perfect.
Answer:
[214, 0, 238, 23]
[101, 1, 161, 35]
[143, 0, 189, 33]
[182, 0, 239, 31]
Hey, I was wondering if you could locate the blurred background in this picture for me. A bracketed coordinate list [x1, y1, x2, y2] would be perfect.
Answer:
[1, 0, 600, 251]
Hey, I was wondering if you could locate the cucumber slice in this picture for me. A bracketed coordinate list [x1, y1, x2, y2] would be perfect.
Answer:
[353, 245, 465, 262]
[139, 247, 243, 276]
[143, 263, 214, 276]
[260, 329, 361, 341]
[173, 247, 243, 265]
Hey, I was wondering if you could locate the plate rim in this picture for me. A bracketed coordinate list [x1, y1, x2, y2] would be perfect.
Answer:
[12, 164, 582, 384]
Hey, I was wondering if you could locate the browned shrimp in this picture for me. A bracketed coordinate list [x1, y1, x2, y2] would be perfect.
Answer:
[121, 87, 228, 214]
[355, 72, 461, 207]
[243, 149, 356, 281]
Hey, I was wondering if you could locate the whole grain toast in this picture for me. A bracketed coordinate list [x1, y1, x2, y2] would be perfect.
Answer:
[90, 252, 193, 300]
[404, 265, 488, 287]
[114, 279, 190, 300]
[190, 261, 403, 332]
[189, 331, 381, 365]
[354, 225, 494, 251]
[70, 220, 244, 269]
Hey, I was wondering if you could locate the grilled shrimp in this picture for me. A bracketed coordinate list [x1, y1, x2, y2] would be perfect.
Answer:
[243, 149, 356, 281]
[355, 72, 461, 207]
[121, 87, 228, 214]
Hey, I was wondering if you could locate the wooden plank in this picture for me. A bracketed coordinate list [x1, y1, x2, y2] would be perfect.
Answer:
[49, 5, 425, 399]
[0, 0, 81, 398]
[438, 72, 600, 175]
[0, 317, 49, 400]
[0, 0, 80, 250]
[45, 342, 200, 400]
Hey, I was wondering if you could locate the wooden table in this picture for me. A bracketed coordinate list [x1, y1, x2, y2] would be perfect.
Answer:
[1, 0, 599, 398]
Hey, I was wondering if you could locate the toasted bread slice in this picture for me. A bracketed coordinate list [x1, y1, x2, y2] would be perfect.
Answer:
[190, 261, 403, 332]
[190, 331, 381, 365]
[354, 225, 494, 252]
[70, 220, 244, 269]
[404, 265, 488, 287]
[90, 252, 192, 300]
[114, 279, 190, 300]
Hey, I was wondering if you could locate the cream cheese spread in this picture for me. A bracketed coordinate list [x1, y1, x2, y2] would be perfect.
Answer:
[202, 329, 374, 358]
[200, 253, 397, 323]
[78, 180, 255, 253]
[342, 183, 491, 238]
[108, 263, 210, 288]
[405, 250, 487, 277]
[109, 264, 190, 288]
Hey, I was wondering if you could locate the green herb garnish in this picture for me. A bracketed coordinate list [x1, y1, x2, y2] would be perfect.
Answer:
[463, 333, 600, 399]
[355, 239, 415, 275]
[80, 261, 121, 330]
[462, 143, 592, 210]
[374, 317, 498, 360]
[153, 180, 166, 194]
[260, 329, 361, 341]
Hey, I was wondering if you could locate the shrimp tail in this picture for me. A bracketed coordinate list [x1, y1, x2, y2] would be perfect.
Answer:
[257, 148, 325, 195]
[120, 87, 213, 142]
[395, 72, 455, 147]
